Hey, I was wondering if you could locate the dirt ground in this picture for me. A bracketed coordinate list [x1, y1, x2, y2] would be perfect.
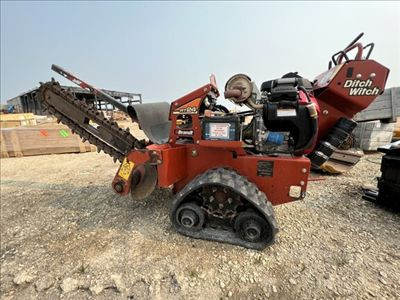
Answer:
[1, 150, 399, 299]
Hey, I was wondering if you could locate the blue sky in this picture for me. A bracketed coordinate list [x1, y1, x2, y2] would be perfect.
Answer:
[1, 1, 399, 104]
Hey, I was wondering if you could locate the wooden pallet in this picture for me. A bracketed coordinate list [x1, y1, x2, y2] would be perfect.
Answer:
[0, 113, 37, 128]
[0, 127, 96, 158]
[321, 149, 364, 174]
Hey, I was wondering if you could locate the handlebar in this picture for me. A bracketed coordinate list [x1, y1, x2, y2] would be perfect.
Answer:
[329, 33, 374, 68]
[344, 32, 364, 50]
[363, 43, 375, 59]
[337, 42, 364, 64]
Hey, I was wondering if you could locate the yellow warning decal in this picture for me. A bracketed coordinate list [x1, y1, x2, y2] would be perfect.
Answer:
[118, 158, 135, 181]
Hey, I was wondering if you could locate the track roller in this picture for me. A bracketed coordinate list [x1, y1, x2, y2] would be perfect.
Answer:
[234, 211, 271, 243]
[175, 202, 205, 231]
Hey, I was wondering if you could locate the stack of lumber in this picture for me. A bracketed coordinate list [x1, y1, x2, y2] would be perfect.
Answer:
[0, 113, 37, 128]
[104, 111, 129, 121]
[322, 149, 364, 174]
[115, 111, 129, 121]
[393, 117, 400, 141]
[354, 87, 400, 123]
[34, 115, 57, 125]
[353, 121, 395, 151]
[1, 127, 96, 158]
[352, 87, 399, 151]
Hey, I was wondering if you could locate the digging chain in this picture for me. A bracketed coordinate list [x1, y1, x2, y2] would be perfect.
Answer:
[38, 80, 144, 162]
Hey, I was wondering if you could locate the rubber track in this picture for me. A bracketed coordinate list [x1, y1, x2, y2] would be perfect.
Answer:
[38, 80, 143, 162]
[170, 168, 279, 250]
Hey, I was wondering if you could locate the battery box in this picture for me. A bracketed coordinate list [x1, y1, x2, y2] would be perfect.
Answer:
[202, 115, 240, 141]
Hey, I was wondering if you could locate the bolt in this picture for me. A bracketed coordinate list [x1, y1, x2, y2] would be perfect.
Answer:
[300, 181, 305, 186]
[370, 73, 376, 78]
[323, 110, 329, 115]
[191, 149, 198, 157]
[301, 168, 307, 173]
[356, 73, 362, 79]
[114, 182, 124, 193]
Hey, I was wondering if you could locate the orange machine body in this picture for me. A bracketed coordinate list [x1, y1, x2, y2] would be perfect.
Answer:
[113, 49, 389, 207]
[114, 82, 310, 206]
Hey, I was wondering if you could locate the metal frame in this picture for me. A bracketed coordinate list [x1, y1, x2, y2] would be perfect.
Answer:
[6, 85, 142, 115]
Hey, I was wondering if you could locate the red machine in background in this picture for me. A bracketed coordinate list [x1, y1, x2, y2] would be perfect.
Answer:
[38, 33, 389, 249]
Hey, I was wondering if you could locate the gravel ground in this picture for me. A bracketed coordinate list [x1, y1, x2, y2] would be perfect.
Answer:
[1, 151, 399, 299]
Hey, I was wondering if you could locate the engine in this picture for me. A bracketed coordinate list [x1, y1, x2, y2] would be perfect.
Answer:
[222, 73, 319, 155]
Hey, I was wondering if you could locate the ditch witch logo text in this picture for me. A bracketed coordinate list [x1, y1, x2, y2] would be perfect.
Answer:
[344, 79, 380, 96]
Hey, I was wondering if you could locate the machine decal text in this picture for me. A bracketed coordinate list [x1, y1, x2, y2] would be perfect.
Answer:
[344, 79, 380, 96]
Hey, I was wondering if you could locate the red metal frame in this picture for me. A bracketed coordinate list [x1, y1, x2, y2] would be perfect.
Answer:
[112, 52, 389, 207]
[112, 78, 310, 205]
[112, 150, 155, 195]
[168, 82, 218, 146]
[314, 59, 389, 139]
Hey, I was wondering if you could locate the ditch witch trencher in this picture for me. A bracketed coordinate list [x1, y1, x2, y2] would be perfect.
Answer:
[38, 33, 389, 249]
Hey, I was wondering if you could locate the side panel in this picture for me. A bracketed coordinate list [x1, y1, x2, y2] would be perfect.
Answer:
[234, 156, 310, 205]
[157, 146, 187, 187]
[314, 60, 389, 139]
[159, 145, 310, 206]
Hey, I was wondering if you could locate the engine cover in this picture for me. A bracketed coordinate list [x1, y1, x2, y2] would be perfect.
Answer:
[261, 77, 318, 154]
[263, 102, 315, 153]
